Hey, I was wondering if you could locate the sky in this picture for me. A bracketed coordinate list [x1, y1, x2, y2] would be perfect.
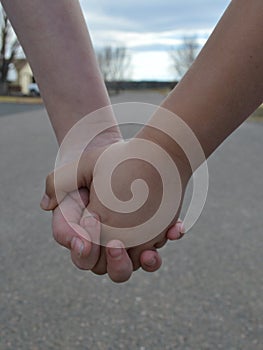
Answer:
[79, 0, 230, 81]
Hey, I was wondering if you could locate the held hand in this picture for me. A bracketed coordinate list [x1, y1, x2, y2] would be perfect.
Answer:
[41, 138, 188, 280]
[51, 188, 183, 281]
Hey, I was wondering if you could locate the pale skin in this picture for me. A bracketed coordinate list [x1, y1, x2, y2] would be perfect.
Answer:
[1, 0, 184, 282]
[43, 0, 263, 272]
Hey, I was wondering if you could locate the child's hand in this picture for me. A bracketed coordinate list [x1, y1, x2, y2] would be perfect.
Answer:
[41, 138, 188, 279]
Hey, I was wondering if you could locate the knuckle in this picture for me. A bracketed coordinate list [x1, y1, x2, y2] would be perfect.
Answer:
[52, 222, 71, 248]
[110, 272, 132, 283]
[71, 257, 89, 271]
[52, 226, 63, 245]
[45, 172, 55, 194]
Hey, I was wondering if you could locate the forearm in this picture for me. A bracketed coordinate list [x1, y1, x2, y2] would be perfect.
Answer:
[139, 0, 263, 167]
[2, 0, 119, 144]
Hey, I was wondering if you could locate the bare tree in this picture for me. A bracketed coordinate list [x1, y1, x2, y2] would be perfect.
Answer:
[0, 6, 20, 95]
[97, 46, 131, 86]
[170, 36, 199, 79]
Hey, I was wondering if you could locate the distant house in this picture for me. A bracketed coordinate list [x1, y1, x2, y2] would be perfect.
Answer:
[12, 59, 34, 95]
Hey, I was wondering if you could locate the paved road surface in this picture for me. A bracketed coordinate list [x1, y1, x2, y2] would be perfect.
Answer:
[0, 92, 262, 350]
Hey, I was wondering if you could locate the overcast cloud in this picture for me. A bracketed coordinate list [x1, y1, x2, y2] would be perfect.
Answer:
[79, 0, 230, 80]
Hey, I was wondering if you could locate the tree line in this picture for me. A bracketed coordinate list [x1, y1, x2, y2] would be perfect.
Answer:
[0, 5, 200, 95]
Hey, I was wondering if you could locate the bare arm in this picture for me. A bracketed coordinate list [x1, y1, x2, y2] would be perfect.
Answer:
[140, 0, 263, 165]
[2, 0, 173, 281]
[1, 0, 119, 145]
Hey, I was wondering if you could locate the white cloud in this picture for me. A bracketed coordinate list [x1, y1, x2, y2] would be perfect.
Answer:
[132, 51, 172, 81]
[80, 0, 230, 33]
[79, 0, 230, 80]
[92, 29, 210, 51]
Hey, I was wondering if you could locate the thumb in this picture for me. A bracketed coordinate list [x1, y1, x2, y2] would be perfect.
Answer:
[40, 155, 93, 211]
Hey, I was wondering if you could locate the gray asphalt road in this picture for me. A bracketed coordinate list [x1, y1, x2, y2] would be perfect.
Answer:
[0, 103, 43, 117]
[0, 93, 262, 350]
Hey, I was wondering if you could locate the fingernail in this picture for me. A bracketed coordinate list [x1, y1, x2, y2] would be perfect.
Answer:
[178, 221, 185, 234]
[107, 241, 124, 260]
[144, 257, 157, 267]
[71, 237, 84, 257]
[172, 221, 185, 239]
[40, 194, 50, 209]
[83, 215, 98, 228]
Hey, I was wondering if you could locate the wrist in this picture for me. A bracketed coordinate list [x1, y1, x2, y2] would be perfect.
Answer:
[57, 128, 122, 166]
[43, 72, 116, 145]
[135, 125, 193, 186]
